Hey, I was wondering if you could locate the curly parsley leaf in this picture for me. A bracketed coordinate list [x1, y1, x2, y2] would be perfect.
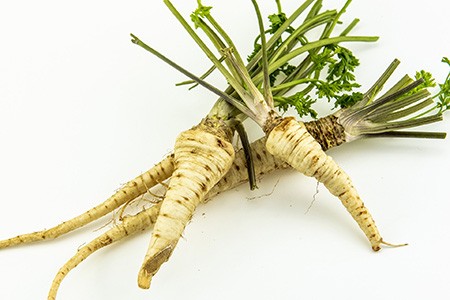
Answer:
[325, 45, 360, 85]
[436, 57, 450, 112]
[269, 44, 364, 117]
[275, 92, 318, 119]
[194, 0, 212, 17]
[407, 57, 450, 115]
[268, 12, 293, 34]
[334, 92, 364, 108]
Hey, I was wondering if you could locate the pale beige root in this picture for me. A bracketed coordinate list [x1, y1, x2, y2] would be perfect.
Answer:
[47, 136, 275, 298]
[46, 118, 348, 297]
[46, 129, 341, 299]
[266, 117, 384, 251]
[0, 155, 174, 249]
[47, 204, 162, 300]
[137, 121, 235, 289]
[0, 115, 342, 249]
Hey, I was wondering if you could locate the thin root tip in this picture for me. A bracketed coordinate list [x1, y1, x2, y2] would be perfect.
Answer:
[380, 239, 409, 249]
[372, 240, 408, 251]
[137, 269, 153, 289]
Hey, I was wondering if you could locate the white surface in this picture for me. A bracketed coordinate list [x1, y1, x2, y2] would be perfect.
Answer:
[0, 1, 449, 299]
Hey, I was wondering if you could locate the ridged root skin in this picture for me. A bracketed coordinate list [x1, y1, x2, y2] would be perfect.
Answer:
[0, 156, 174, 250]
[207, 137, 287, 198]
[7, 114, 354, 298]
[47, 205, 161, 300]
[0, 114, 345, 250]
[208, 115, 346, 199]
[304, 115, 346, 151]
[266, 117, 383, 251]
[137, 120, 235, 289]
[46, 112, 380, 298]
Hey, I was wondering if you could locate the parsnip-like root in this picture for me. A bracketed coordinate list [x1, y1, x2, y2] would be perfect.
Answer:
[0, 155, 174, 249]
[47, 204, 162, 300]
[137, 118, 235, 289]
[266, 117, 386, 251]
[0, 115, 341, 251]
[46, 134, 280, 299]
[45, 113, 416, 298]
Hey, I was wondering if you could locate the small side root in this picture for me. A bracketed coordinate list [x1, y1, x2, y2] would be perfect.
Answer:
[380, 239, 408, 248]
[118, 198, 139, 221]
[305, 181, 320, 215]
[1, 156, 174, 250]
[246, 178, 280, 200]
[47, 204, 161, 300]
[372, 239, 408, 252]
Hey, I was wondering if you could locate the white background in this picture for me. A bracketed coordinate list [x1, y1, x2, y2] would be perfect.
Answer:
[0, 1, 449, 299]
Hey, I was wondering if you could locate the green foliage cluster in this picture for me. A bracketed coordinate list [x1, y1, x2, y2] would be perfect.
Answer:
[274, 44, 364, 118]
[248, 8, 366, 118]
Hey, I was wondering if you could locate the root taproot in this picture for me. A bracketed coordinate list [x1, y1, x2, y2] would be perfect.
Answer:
[137, 121, 235, 289]
[0, 155, 174, 249]
[47, 204, 161, 300]
[266, 117, 384, 251]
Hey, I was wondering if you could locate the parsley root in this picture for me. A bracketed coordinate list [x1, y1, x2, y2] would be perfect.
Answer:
[47, 205, 161, 300]
[0, 156, 174, 249]
[45, 67, 447, 296]
[1, 0, 448, 298]
[137, 117, 235, 289]
[151, 0, 445, 252]
[43, 115, 334, 299]
[267, 117, 385, 250]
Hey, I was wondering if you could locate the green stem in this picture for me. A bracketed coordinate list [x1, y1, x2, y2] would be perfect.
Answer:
[371, 98, 434, 123]
[321, 0, 352, 39]
[246, 0, 316, 71]
[344, 79, 424, 123]
[193, 17, 243, 85]
[271, 10, 360, 98]
[356, 114, 443, 135]
[272, 78, 321, 92]
[366, 90, 431, 121]
[130, 34, 252, 118]
[340, 18, 359, 36]
[336, 61, 445, 139]
[252, 35, 379, 85]
[305, 0, 323, 21]
[357, 59, 401, 108]
[276, 0, 282, 14]
[378, 75, 414, 99]
[176, 56, 226, 88]
[235, 121, 258, 190]
[251, 0, 273, 107]
[269, 10, 338, 64]
[366, 131, 446, 139]
[163, 0, 246, 97]
[201, 8, 247, 70]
